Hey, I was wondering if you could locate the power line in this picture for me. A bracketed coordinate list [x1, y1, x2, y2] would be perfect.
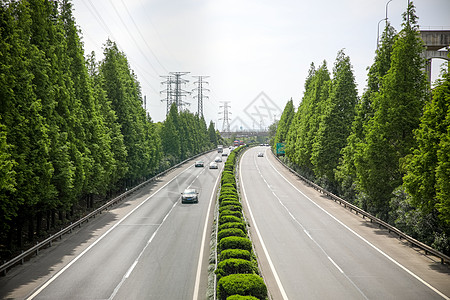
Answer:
[120, 0, 168, 73]
[108, 0, 162, 76]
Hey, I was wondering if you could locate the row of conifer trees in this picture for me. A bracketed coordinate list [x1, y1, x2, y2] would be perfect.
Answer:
[273, 2, 450, 254]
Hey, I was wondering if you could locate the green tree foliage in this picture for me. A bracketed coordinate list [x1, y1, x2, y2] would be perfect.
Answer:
[100, 40, 159, 185]
[0, 122, 16, 232]
[0, 0, 202, 255]
[208, 120, 218, 146]
[160, 103, 181, 162]
[160, 104, 213, 164]
[0, 0, 55, 244]
[311, 50, 358, 189]
[286, 62, 330, 176]
[86, 52, 128, 193]
[357, 2, 428, 218]
[401, 63, 450, 250]
[335, 23, 396, 202]
[273, 98, 294, 147]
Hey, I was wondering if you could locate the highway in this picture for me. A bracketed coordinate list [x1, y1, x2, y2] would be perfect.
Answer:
[240, 146, 450, 300]
[0, 151, 224, 300]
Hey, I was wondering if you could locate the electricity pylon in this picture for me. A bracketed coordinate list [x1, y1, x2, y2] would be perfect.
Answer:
[219, 101, 231, 132]
[192, 76, 209, 117]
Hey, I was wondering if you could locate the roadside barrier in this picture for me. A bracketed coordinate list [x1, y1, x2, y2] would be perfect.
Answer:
[0, 150, 214, 276]
[272, 150, 450, 265]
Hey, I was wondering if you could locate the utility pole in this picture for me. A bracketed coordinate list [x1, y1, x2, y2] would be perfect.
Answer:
[160, 75, 173, 116]
[192, 76, 209, 117]
[219, 101, 231, 132]
[170, 72, 191, 111]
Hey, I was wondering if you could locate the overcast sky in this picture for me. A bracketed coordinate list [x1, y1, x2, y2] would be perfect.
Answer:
[71, 0, 450, 130]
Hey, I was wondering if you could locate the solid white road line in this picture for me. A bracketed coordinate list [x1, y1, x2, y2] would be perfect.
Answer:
[240, 150, 289, 300]
[266, 153, 449, 300]
[192, 163, 223, 300]
[27, 164, 195, 300]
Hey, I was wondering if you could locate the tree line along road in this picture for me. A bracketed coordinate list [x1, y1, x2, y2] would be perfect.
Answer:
[239, 146, 450, 300]
[0, 151, 222, 300]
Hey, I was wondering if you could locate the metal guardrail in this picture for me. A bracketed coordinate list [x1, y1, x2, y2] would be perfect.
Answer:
[272, 151, 450, 265]
[0, 150, 214, 276]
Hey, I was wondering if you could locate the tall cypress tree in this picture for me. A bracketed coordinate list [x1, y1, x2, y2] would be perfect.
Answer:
[402, 63, 450, 248]
[0, 0, 55, 244]
[286, 61, 330, 176]
[86, 52, 128, 193]
[335, 23, 396, 202]
[358, 2, 428, 219]
[274, 98, 295, 147]
[101, 40, 157, 185]
[311, 50, 358, 190]
[208, 120, 218, 146]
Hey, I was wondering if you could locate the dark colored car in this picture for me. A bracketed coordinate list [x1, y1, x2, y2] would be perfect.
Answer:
[181, 189, 199, 203]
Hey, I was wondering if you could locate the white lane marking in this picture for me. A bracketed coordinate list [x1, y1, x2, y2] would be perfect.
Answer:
[112, 165, 207, 299]
[266, 155, 450, 300]
[328, 256, 344, 274]
[27, 164, 195, 300]
[240, 150, 289, 300]
[254, 153, 368, 299]
[193, 163, 223, 300]
[109, 200, 178, 299]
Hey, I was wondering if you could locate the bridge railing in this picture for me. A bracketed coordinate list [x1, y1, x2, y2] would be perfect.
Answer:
[271, 151, 450, 265]
[0, 150, 214, 276]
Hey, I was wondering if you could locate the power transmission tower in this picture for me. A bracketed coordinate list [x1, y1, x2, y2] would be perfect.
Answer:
[170, 72, 191, 111]
[192, 76, 209, 117]
[160, 75, 173, 115]
[219, 101, 231, 132]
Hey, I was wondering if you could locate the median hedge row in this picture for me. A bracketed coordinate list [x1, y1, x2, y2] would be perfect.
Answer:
[215, 146, 267, 300]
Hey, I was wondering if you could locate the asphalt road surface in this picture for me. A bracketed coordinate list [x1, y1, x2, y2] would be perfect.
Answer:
[240, 146, 450, 300]
[0, 151, 224, 300]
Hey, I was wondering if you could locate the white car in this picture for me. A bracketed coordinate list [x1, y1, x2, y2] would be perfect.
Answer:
[214, 156, 222, 163]
[257, 152, 264, 157]
[209, 162, 218, 169]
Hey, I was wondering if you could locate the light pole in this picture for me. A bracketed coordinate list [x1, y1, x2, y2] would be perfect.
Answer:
[377, 18, 388, 49]
[385, 0, 393, 24]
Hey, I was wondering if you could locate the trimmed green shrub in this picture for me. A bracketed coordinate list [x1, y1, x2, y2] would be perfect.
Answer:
[220, 189, 238, 198]
[218, 222, 247, 234]
[220, 249, 251, 262]
[218, 236, 252, 252]
[219, 195, 239, 204]
[221, 173, 236, 187]
[226, 295, 259, 300]
[219, 204, 242, 213]
[222, 183, 237, 190]
[217, 274, 267, 300]
[220, 209, 243, 219]
[219, 215, 242, 226]
[217, 228, 246, 241]
[215, 259, 255, 281]
[220, 201, 242, 209]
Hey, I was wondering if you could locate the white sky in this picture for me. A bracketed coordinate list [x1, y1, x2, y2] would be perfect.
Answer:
[71, 0, 450, 129]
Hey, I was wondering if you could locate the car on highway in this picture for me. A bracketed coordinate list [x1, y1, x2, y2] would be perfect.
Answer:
[221, 152, 228, 157]
[258, 152, 264, 157]
[181, 189, 199, 203]
[195, 160, 204, 167]
[214, 156, 222, 163]
[209, 162, 218, 169]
